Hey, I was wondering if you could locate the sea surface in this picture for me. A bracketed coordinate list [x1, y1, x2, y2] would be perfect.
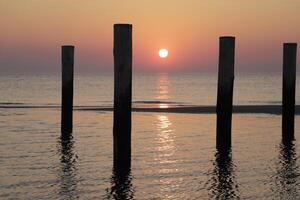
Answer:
[0, 72, 299, 107]
[0, 73, 299, 199]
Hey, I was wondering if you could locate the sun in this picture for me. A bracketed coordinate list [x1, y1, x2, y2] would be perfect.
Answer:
[158, 49, 168, 58]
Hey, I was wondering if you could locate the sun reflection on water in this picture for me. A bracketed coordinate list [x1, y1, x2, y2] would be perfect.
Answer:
[155, 115, 176, 164]
[156, 73, 171, 109]
[156, 73, 170, 99]
[155, 114, 181, 198]
[159, 104, 169, 109]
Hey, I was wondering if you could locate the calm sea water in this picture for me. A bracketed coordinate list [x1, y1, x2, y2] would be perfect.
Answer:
[0, 72, 299, 107]
[0, 73, 299, 199]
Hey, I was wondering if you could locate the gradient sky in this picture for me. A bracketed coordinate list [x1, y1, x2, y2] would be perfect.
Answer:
[0, 0, 299, 73]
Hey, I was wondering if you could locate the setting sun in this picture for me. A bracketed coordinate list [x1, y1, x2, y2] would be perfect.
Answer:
[158, 49, 168, 58]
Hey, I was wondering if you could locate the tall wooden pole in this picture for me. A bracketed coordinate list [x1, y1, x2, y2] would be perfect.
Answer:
[282, 43, 297, 141]
[216, 36, 235, 149]
[113, 24, 132, 169]
[61, 45, 74, 138]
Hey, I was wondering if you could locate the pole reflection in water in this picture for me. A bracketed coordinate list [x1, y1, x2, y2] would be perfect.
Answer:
[274, 140, 300, 199]
[58, 136, 79, 199]
[208, 148, 240, 200]
[106, 164, 134, 200]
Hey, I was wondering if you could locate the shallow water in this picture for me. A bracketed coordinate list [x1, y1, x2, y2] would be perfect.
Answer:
[0, 73, 299, 199]
[0, 108, 299, 199]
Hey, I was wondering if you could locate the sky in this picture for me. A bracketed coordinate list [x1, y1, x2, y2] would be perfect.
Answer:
[0, 0, 299, 73]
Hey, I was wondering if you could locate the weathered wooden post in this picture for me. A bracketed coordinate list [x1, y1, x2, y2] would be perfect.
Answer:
[282, 43, 297, 141]
[216, 36, 235, 149]
[113, 24, 132, 169]
[61, 45, 74, 138]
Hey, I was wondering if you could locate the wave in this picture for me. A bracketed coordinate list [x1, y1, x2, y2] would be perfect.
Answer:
[0, 102, 26, 105]
[248, 100, 281, 104]
[133, 100, 183, 104]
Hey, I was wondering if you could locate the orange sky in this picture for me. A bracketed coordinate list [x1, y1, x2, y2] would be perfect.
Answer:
[0, 0, 299, 73]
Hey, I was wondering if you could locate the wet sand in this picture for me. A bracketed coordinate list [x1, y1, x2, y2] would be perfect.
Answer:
[1, 105, 299, 115]
[80, 105, 300, 115]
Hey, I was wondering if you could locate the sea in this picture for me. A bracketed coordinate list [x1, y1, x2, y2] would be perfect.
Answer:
[0, 72, 299, 199]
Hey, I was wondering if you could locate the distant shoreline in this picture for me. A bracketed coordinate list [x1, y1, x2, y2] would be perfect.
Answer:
[0, 105, 299, 115]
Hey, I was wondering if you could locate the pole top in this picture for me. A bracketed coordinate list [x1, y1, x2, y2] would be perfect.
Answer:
[114, 24, 132, 28]
[62, 45, 75, 48]
[220, 36, 235, 40]
[284, 43, 297, 46]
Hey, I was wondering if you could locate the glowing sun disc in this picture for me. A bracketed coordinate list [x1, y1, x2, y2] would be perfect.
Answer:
[159, 49, 168, 58]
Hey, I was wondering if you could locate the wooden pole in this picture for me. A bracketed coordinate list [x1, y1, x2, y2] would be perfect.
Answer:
[282, 43, 297, 141]
[61, 45, 74, 138]
[113, 24, 132, 169]
[216, 36, 235, 149]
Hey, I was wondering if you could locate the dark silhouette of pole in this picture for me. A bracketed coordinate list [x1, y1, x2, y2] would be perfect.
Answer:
[61, 45, 74, 138]
[282, 43, 297, 141]
[216, 36, 235, 149]
[113, 24, 132, 169]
